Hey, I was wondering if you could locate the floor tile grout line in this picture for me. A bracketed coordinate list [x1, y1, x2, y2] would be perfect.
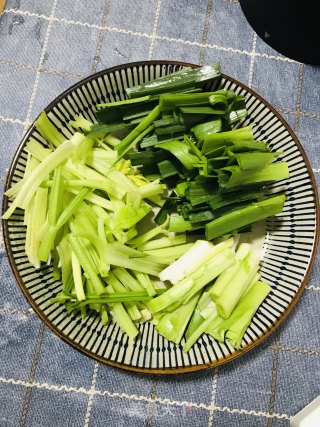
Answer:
[3, 8, 302, 64]
[0, 58, 84, 80]
[19, 323, 45, 427]
[271, 344, 320, 357]
[91, 0, 111, 74]
[0, 307, 35, 316]
[148, 0, 162, 60]
[83, 362, 99, 427]
[267, 333, 281, 427]
[0, 376, 292, 421]
[198, 0, 214, 66]
[247, 32, 257, 87]
[293, 63, 305, 134]
[22, 0, 58, 134]
[146, 376, 158, 427]
[207, 367, 219, 427]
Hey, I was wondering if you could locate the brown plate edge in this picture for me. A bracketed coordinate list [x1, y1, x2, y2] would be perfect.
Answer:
[2, 60, 319, 375]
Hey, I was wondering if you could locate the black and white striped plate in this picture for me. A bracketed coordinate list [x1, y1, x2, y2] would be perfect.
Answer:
[2, 61, 319, 374]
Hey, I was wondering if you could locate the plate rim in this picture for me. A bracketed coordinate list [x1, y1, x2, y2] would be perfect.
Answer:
[2, 60, 319, 374]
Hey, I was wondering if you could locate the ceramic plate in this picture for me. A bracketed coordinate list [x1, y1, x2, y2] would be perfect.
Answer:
[2, 61, 319, 374]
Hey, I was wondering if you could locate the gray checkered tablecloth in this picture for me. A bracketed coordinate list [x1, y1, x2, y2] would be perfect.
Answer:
[0, 1, 319, 426]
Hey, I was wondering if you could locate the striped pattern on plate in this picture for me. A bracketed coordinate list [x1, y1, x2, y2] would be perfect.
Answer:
[2, 61, 319, 373]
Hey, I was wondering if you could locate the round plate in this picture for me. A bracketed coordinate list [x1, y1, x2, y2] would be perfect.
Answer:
[2, 61, 319, 374]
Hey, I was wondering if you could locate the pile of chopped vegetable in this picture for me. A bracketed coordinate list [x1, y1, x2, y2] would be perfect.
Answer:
[3, 63, 289, 351]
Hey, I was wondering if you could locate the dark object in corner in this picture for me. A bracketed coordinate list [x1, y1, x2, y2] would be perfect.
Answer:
[240, 0, 320, 65]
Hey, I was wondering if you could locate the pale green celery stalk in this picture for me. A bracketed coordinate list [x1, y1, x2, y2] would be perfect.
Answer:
[77, 233, 163, 276]
[25, 139, 52, 161]
[108, 169, 137, 192]
[137, 235, 186, 251]
[144, 243, 193, 260]
[104, 272, 141, 321]
[145, 195, 164, 206]
[116, 106, 160, 155]
[214, 255, 259, 319]
[112, 267, 144, 292]
[148, 248, 235, 314]
[72, 137, 94, 164]
[86, 279, 102, 312]
[86, 149, 117, 175]
[211, 281, 271, 349]
[35, 111, 65, 148]
[57, 237, 73, 293]
[48, 167, 63, 226]
[68, 234, 105, 294]
[68, 191, 113, 211]
[128, 218, 170, 247]
[6, 154, 40, 202]
[100, 306, 109, 325]
[3, 133, 84, 219]
[184, 286, 217, 340]
[183, 310, 222, 353]
[38, 187, 91, 262]
[71, 251, 86, 301]
[205, 195, 286, 240]
[66, 179, 124, 198]
[209, 260, 241, 300]
[69, 114, 93, 132]
[24, 187, 48, 268]
[132, 271, 156, 297]
[159, 238, 233, 284]
[156, 291, 201, 344]
[106, 287, 139, 340]
[104, 133, 122, 147]
[110, 242, 144, 258]
[97, 212, 108, 245]
[25, 194, 35, 266]
[137, 181, 165, 199]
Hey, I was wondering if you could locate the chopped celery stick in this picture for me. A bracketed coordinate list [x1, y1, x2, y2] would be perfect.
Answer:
[159, 238, 233, 284]
[25, 187, 48, 267]
[128, 218, 169, 247]
[185, 309, 205, 341]
[69, 114, 93, 132]
[144, 243, 193, 260]
[38, 187, 91, 262]
[137, 235, 186, 251]
[35, 111, 65, 148]
[148, 248, 234, 313]
[209, 281, 271, 349]
[48, 167, 63, 226]
[68, 234, 105, 294]
[106, 286, 139, 340]
[235, 243, 252, 260]
[132, 271, 157, 297]
[3, 133, 84, 219]
[183, 309, 222, 353]
[112, 267, 143, 292]
[25, 139, 52, 161]
[205, 194, 286, 240]
[209, 260, 240, 299]
[104, 272, 141, 321]
[71, 251, 85, 301]
[156, 291, 201, 344]
[137, 181, 165, 199]
[57, 237, 73, 293]
[214, 255, 259, 319]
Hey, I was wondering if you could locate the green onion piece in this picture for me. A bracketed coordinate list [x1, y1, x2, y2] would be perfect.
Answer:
[205, 194, 286, 240]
